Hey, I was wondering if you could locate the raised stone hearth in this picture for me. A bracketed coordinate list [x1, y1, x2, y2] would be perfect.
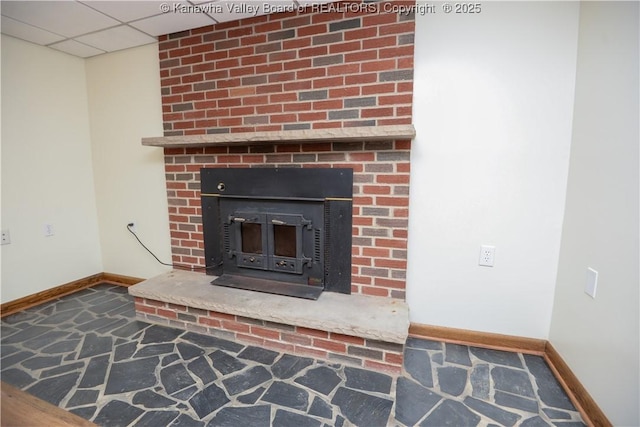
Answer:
[129, 270, 409, 373]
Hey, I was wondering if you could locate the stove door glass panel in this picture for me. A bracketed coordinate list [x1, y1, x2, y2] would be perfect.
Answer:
[232, 213, 268, 270]
[241, 223, 263, 254]
[273, 224, 296, 258]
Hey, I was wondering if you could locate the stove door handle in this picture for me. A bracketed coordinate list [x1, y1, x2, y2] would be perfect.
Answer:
[271, 219, 286, 225]
[232, 217, 246, 223]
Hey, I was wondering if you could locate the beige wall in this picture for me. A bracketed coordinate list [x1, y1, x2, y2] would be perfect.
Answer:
[0, 35, 103, 302]
[85, 44, 171, 280]
[549, 2, 640, 425]
[1, 38, 170, 302]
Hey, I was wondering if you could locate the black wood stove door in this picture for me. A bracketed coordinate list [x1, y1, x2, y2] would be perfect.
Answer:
[200, 167, 352, 300]
[220, 198, 325, 288]
[228, 211, 317, 275]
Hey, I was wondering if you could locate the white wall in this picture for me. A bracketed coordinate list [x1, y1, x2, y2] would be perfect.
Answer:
[0, 35, 103, 302]
[407, 2, 579, 339]
[85, 45, 172, 279]
[549, 2, 640, 425]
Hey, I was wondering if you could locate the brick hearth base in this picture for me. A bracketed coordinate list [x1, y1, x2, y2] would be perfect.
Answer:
[129, 270, 409, 374]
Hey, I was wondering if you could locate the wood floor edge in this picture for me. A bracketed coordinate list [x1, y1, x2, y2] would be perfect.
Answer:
[409, 322, 611, 427]
[408, 323, 547, 354]
[0, 272, 145, 318]
[1, 381, 97, 426]
[544, 342, 612, 427]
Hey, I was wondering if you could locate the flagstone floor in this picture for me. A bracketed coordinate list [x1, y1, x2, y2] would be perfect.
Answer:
[1, 283, 585, 426]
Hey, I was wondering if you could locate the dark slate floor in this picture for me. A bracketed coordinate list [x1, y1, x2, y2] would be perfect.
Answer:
[0, 283, 585, 427]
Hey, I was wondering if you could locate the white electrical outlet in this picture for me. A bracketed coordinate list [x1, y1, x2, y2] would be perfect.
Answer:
[479, 245, 495, 267]
[1, 229, 11, 245]
[585, 268, 598, 298]
[44, 223, 54, 237]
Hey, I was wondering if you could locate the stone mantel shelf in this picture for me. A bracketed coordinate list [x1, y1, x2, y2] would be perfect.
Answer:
[142, 124, 416, 148]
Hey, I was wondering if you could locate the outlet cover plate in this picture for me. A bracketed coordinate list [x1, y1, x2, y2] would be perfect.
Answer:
[479, 245, 495, 267]
[1, 229, 10, 245]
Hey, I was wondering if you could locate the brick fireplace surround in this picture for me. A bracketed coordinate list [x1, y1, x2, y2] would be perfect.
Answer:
[131, 0, 416, 374]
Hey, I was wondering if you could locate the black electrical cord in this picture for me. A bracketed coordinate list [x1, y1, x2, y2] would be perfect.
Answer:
[126, 223, 211, 271]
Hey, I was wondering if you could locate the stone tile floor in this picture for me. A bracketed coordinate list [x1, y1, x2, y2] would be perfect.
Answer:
[0, 283, 586, 426]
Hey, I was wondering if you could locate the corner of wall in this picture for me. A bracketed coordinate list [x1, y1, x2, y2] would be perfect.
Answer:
[84, 44, 173, 280]
[548, 2, 640, 424]
[0, 35, 103, 302]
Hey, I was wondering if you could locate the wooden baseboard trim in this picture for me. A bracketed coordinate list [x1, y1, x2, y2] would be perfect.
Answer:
[100, 272, 145, 287]
[0, 272, 145, 318]
[544, 343, 612, 427]
[0, 273, 104, 318]
[409, 323, 611, 427]
[409, 323, 547, 355]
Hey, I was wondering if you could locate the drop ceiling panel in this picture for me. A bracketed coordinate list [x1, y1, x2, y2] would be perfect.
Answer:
[204, 0, 296, 23]
[129, 5, 216, 36]
[49, 39, 106, 58]
[0, 0, 343, 58]
[1, 15, 66, 45]
[75, 25, 156, 52]
[1, 1, 119, 38]
[81, 1, 166, 23]
[204, 0, 266, 23]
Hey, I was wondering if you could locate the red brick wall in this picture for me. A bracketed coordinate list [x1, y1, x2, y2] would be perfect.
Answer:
[135, 296, 404, 374]
[165, 140, 410, 299]
[158, 1, 415, 135]
[158, 2, 415, 299]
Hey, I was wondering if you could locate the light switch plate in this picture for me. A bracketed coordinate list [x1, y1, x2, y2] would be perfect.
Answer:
[585, 267, 598, 298]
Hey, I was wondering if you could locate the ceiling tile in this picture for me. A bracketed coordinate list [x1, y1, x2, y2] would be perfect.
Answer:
[129, 4, 216, 36]
[81, 1, 166, 23]
[209, 0, 298, 23]
[1, 1, 120, 38]
[49, 39, 105, 58]
[1, 15, 66, 45]
[1, 0, 335, 59]
[204, 0, 267, 24]
[75, 25, 156, 52]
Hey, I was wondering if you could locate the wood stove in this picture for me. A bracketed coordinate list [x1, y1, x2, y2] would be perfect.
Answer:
[201, 168, 353, 300]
